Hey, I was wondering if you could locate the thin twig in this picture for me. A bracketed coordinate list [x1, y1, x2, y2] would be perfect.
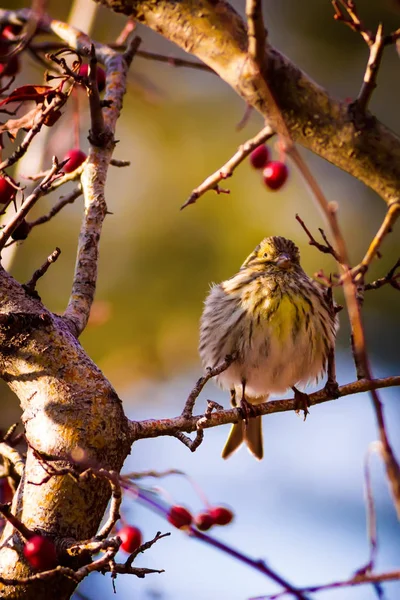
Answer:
[356, 23, 385, 112]
[295, 214, 340, 260]
[181, 126, 274, 209]
[361, 442, 380, 573]
[193, 529, 311, 600]
[259, 569, 400, 598]
[349, 202, 400, 282]
[136, 488, 310, 600]
[331, 0, 373, 45]
[364, 260, 400, 292]
[0, 157, 64, 252]
[181, 354, 237, 418]
[0, 503, 34, 540]
[29, 186, 83, 229]
[59, 28, 140, 337]
[24, 247, 61, 292]
[124, 531, 170, 568]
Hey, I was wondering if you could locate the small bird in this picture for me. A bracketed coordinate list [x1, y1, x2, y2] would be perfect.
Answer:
[199, 236, 338, 460]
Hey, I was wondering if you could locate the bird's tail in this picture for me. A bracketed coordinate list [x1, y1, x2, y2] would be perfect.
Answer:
[221, 416, 263, 460]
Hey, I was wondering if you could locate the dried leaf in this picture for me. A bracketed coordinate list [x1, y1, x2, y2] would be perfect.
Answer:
[0, 85, 54, 107]
[0, 105, 43, 138]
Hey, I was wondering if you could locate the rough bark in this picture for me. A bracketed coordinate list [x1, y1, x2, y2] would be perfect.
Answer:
[95, 0, 400, 206]
[0, 269, 131, 598]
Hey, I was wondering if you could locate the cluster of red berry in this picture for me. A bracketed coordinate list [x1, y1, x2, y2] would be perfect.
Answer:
[117, 504, 233, 554]
[250, 144, 288, 190]
[168, 504, 233, 531]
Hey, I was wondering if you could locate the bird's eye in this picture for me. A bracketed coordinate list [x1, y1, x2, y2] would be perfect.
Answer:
[263, 253, 268, 258]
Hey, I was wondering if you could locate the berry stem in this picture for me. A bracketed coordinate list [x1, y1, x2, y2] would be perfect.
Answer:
[129, 483, 309, 599]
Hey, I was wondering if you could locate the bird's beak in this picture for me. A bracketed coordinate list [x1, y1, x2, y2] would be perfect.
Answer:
[275, 253, 291, 269]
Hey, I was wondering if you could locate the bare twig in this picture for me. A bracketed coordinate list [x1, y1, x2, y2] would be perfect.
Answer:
[0, 157, 64, 252]
[110, 158, 130, 167]
[29, 186, 83, 229]
[0, 503, 34, 540]
[181, 126, 274, 209]
[246, 0, 266, 67]
[136, 488, 310, 600]
[59, 28, 140, 337]
[331, 0, 373, 45]
[129, 376, 400, 443]
[124, 531, 170, 568]
[350, 202, 400, 282]
[356, 23, 385, 112]
[260, 569, 400, 598]
[364, 260, 400, 292]
[181, 354, 237, 418]
[24, 247, 61, 293]
[294, 192, 400, 518]
[361, 442, 380, 573]
[295, 214, 340, 261]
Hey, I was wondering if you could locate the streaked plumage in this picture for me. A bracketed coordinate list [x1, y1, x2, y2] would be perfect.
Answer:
[199, 236, 338, 459]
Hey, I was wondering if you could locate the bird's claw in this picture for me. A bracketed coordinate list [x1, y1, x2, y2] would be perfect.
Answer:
[293, 387, 310, 421]
[324, 378, 340, 399]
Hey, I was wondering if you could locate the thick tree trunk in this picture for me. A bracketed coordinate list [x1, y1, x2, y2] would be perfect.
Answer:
[0, 268, 131, 598]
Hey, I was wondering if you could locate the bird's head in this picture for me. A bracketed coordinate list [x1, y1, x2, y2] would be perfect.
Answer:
[242, 236, 301, 272]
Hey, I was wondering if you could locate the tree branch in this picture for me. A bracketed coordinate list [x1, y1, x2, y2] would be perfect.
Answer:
[128, 376, 400, 443]
[182, 125, 274, 208]
[84, 0, 400, 207]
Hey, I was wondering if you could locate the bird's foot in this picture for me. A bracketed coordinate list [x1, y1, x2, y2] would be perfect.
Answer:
[324, 377, 340, 399]
[292, 387, 310, 421]
[238, 397, 257, 425]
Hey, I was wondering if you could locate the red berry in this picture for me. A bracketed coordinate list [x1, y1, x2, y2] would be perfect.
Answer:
[23, 535, 57, 571]
[194, 512, 214, 531]
[263, 161, 288, 190]
[78, 64, 106, 92]
[2, 24, 23, 38]
[62, 149, 87, 173]
[118, 526, 143, 553]
[167, 505, 193, 529]
[11, 219, 30, 241]
[209, 506, 234, 526]
[0, 176, 17, 204]
[250, 144, 270, 169]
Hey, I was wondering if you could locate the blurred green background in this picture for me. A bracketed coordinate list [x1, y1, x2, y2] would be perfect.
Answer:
[1, 1, 400, 598]
[2, 0, 400, 407]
